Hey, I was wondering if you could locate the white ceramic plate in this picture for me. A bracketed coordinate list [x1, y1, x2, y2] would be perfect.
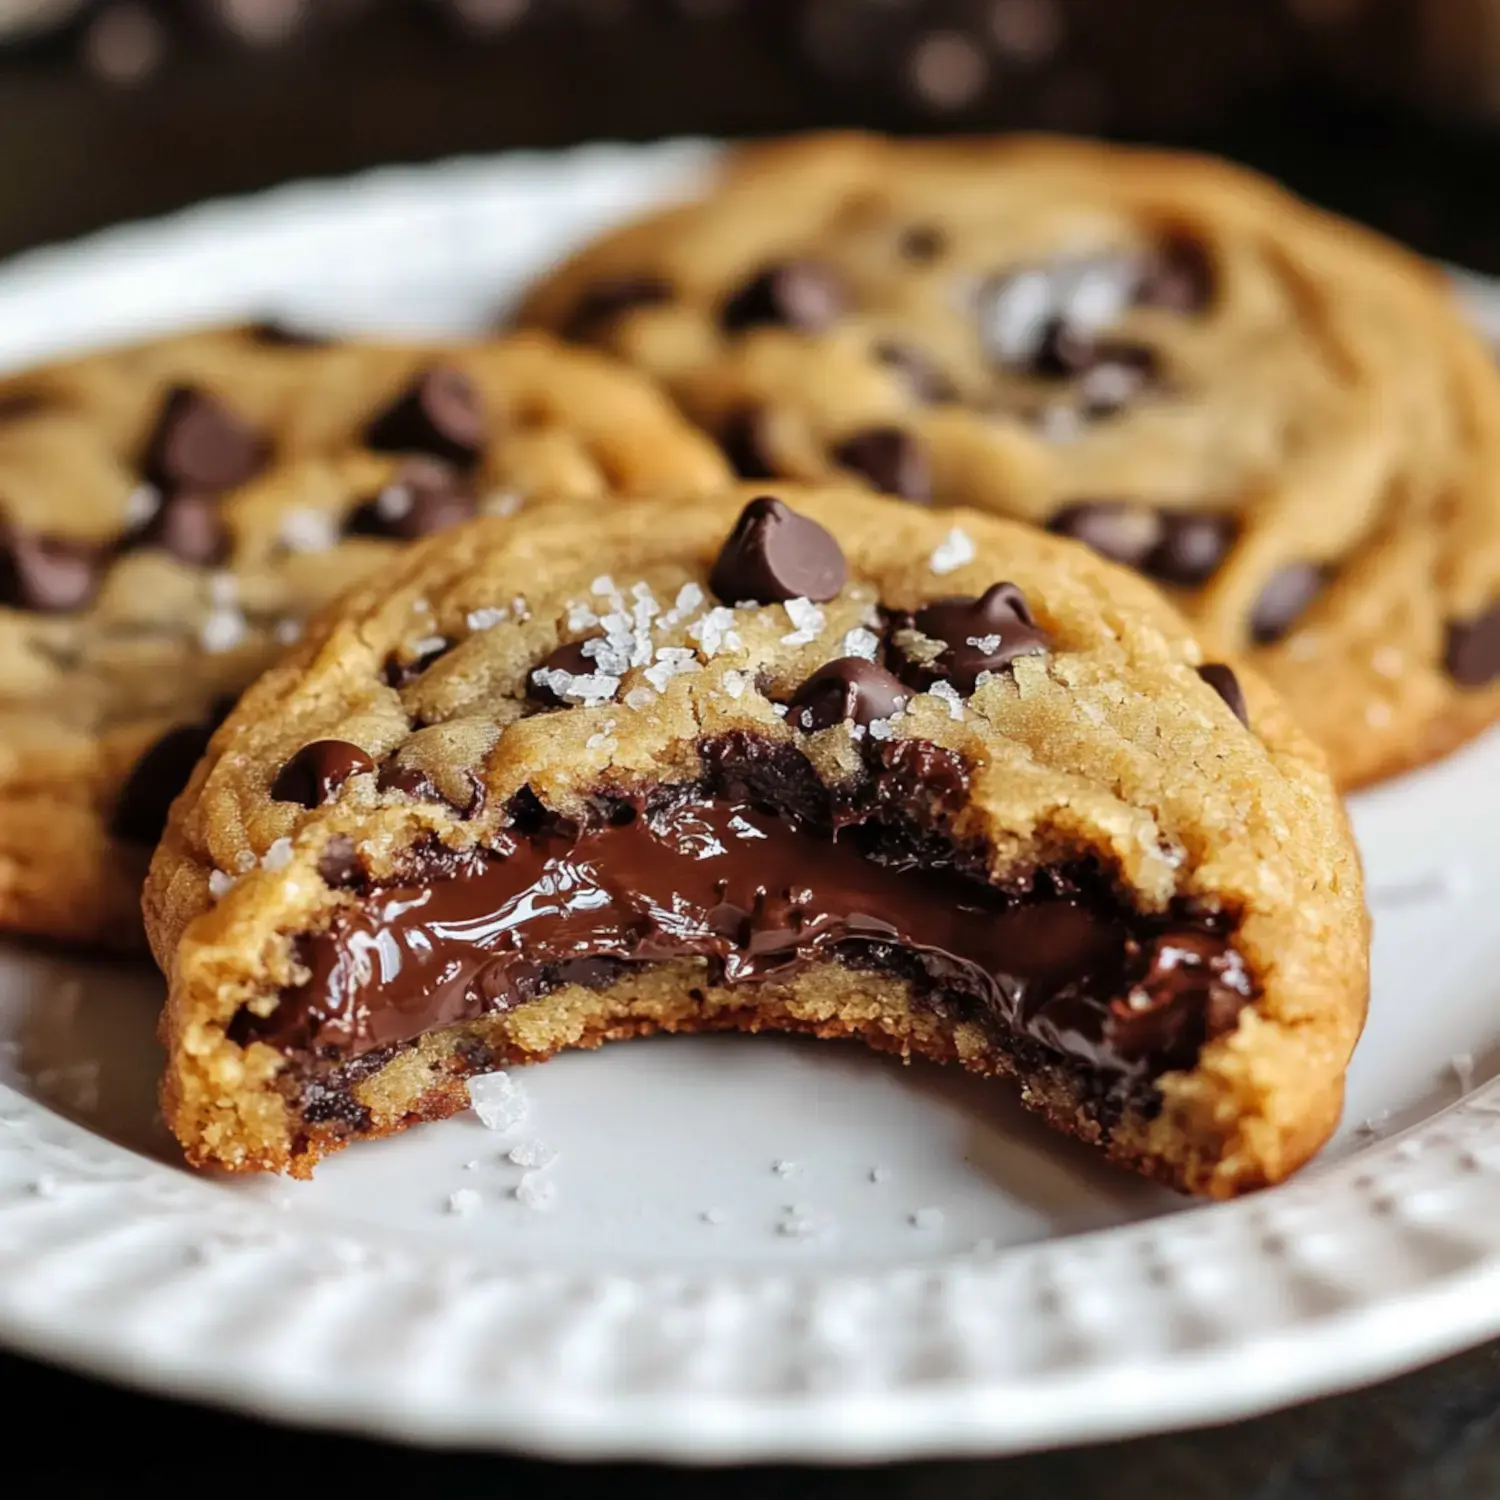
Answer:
[3, 142, 1500, 1463]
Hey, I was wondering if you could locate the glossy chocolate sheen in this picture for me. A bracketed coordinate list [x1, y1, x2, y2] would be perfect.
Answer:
[240, 795, 1253, 1083]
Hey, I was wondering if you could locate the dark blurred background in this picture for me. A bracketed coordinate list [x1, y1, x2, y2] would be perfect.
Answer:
[2, 0, 1500, 269]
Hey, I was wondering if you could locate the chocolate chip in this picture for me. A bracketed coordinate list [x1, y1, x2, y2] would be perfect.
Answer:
[1445, 603, 1500, 688]
[898, 224, 947, 263]
[529, 639, 602, 707]
[1048, 501, 1164, 569]
[1137, 234, 1215, 316]
[142, 385, 269, 494]
[364, 366, 485, 469]
[271, 740, 376, 808]
[1249, 563, 1326, 644]
[122, 490, 230, 567]
[710, 496, 848, 605]
[562, 273, 674, 341]
[1196, 664, 1249, 727]
[383, 637, 452, 689]
[376, 762, 443, 801]
[346, 458, 478, 541]
[832, 427, 932, 503]
[317, 834, 364, 889]
[110, 721, 214, 845]
[0, 527, 101, 613]
[874, 341, 955, 404]
[247, 319, 330, 348]
[1110, 928, 1253, 1067]
[721, 260, 845, 335]
[1144, 513, 1237, 588]
[719, 407, 781, 480]
[789, 658, 909, 732]
[898, 582, 1050, 693]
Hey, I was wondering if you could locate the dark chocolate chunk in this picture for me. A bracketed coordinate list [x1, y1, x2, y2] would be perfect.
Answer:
[376, 763, 444, 802]
[247, 320, 330, 348]
[721, 260, 845, 335]
[898, 224, 947, 263]
[0, 527, 101, 614]
[364, 366, 485, 469]
[874, 341, 955, 404]
[562, 273, 674, 341]
[789, 658, 910, 732]
[1137, 234, 1216, 316]
[1108, 928, 1253, 1067]
[719, 407, 781, 480]
[710, 496, 848, 605]
[271, 740, 376, 808]
[122, 490, 230, 567]
[529, 639, 605, 707]
[383, 638, 452, 690]
[1250, 563, 1326, 644]
[346, 458, 478, 541]
[1445, 602, 1500, 688]
[110, 721, 214, 845]
[1144, 513, 1237, 588]
[1048, 501, 1164, 569]
[832, 426, 932, 503]
[899, 582, 1050, 692]
[317, 834, 364, 890]
[141, 385, 269, 494]
[1196, 664, 1249, 727]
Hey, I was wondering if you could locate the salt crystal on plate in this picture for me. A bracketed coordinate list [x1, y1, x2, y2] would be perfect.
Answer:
[467, 1072, 529, 1133]
[515, 1174, 557, 1211]
[910, 1207, 945, 1230]
[508, 1139, 557, 1170]
[447, 1189, 481, 1217]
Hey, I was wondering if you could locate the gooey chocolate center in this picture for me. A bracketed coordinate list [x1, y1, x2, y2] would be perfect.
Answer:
[236, 782, 1253, 1085]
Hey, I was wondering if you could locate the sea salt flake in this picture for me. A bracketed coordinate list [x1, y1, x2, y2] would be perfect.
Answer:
[910, 1207, 945, 1230]
[867, 716, 896, 741]
[208, 572, 239, 607]
[966, 634, 1002, 653]
[772, 1159, 797, 1177]
[869, 1165, 891, 1184]
[843, 627, 880, 661]
[280, 508, 338, 554]
[410, 633, 447, 658]
[481, 489, 524, 519]
[261, 837, 294, 872]
[467, 1072, 529, 1133]
[773, 704, 789, 718]
[625, 685, 658, 711]
[375, 482, 414, 520]
[591, 574, 617, 597]
[1454, 1052, 1477, 1093]
[507, 1139, 557, 1170]
[465, 606, 508, 632]
[721, 670, 748, 701]
[927, 681, 966, 721]
[199, 607, 246, 654]
[515, 1174, 557, 1211]
[531, 668, 620, 706]
[929, 527, 975, 575]
[674, 582, 705, 615]
[30, 1175, 58, 1199]
[566, 602, 600, 632]
[776, 1206, 828, 1240]
[784, 597, 825, 634]
[234, 849, 258, 873]
[688, 605, 741, 659]
[463, 1160, 480, 1172]
[208, 869, 236, 900]
[273, 618, 303, 645]
[447, 1189, 481, 1217]
[124, 484, 161, 527]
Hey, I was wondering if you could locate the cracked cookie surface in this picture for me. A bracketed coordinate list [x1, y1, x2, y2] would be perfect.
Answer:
[0, 323, 729, 946]
[519, 132, 1500, 789]
[144, 484, 1368, 1197]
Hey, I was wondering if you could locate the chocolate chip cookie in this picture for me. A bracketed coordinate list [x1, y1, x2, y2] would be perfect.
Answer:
[518, 132, 1500, 789]
[144, 485, 1368, 1198]
[0, 323, 730, 948]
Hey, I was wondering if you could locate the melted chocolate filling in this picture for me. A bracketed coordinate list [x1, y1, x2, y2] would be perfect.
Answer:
[233, 740, 1254, 1096]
